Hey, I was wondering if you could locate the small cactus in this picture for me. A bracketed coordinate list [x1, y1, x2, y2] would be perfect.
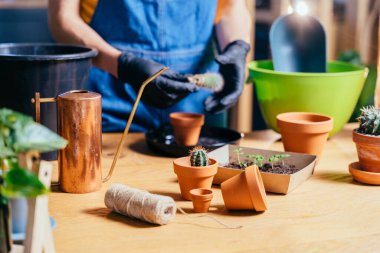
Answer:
[357, 106, 380, 135]
[190, 146, 209, 167]
[187, 73, 224, 92]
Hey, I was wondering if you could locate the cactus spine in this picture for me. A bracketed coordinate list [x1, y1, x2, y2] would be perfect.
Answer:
[190, 146, 209, 167]
[357, 106, 380, 135]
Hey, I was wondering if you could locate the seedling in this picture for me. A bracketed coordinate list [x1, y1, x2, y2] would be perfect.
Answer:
[268, 154, 290, 169]
[246, 154, 264, 167]
[233, 147, 247, 168]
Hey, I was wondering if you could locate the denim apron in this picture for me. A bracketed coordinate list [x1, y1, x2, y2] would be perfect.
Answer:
[87, 0, 225, 132]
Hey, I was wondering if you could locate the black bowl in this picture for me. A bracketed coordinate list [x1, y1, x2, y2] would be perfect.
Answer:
[145, 126, 243, 157]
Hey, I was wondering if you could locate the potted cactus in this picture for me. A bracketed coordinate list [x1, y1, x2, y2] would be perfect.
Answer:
[0, 109, 67, 252]
[173, 147, 218, 200]
[353, 106, 380, 172]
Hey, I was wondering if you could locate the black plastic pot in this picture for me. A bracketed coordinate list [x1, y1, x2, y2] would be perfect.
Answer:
[0, 43, 97, 159]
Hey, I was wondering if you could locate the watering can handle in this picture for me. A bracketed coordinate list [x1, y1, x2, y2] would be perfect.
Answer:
[31, 93, 56, 123]
[102, 67, 169, 183]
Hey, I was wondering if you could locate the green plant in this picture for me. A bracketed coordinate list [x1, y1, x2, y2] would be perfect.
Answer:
[233, 147, 247, 168]
[190, 146, 209, 167]
[0, 108, 67, 251]
[357, 106, 380, 135]
[246, 154, 264, 167]
[268, 154, 290, 169]
[338, 50, 378, 122]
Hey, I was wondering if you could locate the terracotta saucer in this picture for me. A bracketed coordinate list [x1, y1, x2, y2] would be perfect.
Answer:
[349, 162, 380, 185]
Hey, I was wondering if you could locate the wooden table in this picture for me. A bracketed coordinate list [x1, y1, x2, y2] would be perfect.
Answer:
[48, 123, 380, 252]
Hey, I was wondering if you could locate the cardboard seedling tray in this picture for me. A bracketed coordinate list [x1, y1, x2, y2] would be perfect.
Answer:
[208, 145, 317, 194]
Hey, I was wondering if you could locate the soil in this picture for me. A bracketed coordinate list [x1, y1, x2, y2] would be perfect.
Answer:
[223, 160, 299, 175]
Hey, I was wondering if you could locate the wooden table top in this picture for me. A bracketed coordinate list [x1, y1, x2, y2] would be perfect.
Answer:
[48, 123, 380, 253]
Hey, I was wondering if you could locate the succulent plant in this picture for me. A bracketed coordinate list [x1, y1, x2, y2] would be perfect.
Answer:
[357, 106, 380, 135]
[190, 146, 209, 167]
[187, 73, 224, 92]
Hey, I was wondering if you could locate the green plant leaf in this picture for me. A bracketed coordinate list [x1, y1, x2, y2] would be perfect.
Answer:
[0, 108, 67, 155]
[1, 166, 48, 198]
[13, 122, 67, 153]
[337, 51, 377, 122]
[337, 50, 364, 66]
[349, 65, 377, 121]
[269, 154, 290, 163]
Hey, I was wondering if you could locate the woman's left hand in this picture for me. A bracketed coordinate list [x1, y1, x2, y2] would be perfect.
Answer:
[204, 40, 250, 114]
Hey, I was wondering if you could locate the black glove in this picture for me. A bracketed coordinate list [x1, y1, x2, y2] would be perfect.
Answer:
[118, 52, 199, 108]
[204, 40, 250, 114]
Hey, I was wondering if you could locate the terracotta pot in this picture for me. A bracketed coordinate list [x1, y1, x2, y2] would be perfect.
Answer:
[170, 112, 205, 146]
[277, 112, 333, 157]
[221, 166, 268, 211]
[353, 129, 380, 172]
[190, 188, 213, 213]
[173, 157, 218, 200]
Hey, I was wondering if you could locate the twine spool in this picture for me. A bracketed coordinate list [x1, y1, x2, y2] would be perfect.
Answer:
[104, 184, 176, 225]
[105, 184, 242, 229]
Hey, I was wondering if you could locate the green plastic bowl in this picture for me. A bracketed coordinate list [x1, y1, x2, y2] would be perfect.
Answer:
[248, 60, 367, 136]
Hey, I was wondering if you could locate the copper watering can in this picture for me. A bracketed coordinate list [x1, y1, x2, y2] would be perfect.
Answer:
[31, 67, 168, 193]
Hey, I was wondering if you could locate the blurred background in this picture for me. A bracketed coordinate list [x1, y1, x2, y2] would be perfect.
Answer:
[0, 0, 378, 132]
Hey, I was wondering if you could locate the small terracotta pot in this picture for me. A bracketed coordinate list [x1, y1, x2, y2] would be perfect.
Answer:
[170, 112, 205, 146]
[173, 157, 218, 200]
[190, 188, 213, 213]
[221, 165, 268, 211]
[277, 112, 333, 157]
[353, 129, 380, 172]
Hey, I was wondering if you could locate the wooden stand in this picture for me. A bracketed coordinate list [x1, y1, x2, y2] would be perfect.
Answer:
[10, 160, 55, 253]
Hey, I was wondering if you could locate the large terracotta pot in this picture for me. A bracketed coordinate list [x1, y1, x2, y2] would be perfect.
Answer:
[221, 166, 268, 211]
[170, 112, 204, 146]
[173, 157, 218, 200]
[353, 129, 380, 172]
[277, 112, 333, 157]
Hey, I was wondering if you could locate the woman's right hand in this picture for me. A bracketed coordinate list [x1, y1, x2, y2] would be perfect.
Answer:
[118, 53, 199, 108]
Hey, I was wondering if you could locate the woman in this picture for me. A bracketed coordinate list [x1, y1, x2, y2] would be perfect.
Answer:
[48, 0, 251, 132]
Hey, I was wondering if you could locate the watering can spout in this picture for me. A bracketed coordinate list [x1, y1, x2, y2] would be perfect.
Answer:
[102, 67, 169, 183]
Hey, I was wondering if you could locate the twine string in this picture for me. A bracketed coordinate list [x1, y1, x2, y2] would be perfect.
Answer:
[176, 207, 243, 230]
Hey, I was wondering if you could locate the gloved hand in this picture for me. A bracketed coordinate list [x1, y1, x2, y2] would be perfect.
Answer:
[204, 40, 250, 114]
[118, 52, 199, 108]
